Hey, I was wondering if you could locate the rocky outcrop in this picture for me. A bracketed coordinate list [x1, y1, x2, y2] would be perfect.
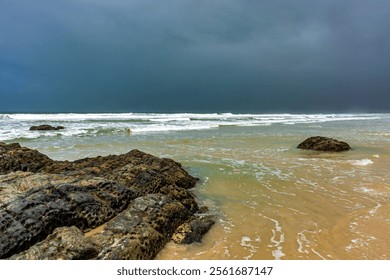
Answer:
[29, 125, 64, 131]
[0, 182, 135, 259]
[0, 143, 52, 173]
[10, 194, 191, 260]
[0, 142, 212, 259]
[92, 194, 190, 260]
[297, 136, 351, 152]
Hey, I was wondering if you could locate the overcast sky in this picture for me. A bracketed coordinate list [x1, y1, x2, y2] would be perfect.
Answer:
[1, 0, 389, 113]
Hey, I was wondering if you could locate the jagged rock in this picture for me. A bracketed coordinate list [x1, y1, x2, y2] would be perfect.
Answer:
[29, 125, 64, 131]
[0, 143, 199, 212]
[9, 226, 99, 260]
[0, 172, 109, 207]
[92, 194, 191, 259]
[0, 142, 198, 194]
[0, 143, 52, 173]
[0, 182, 135, 259]
[0, 142, 213, 259]
[172, 214, 215, 244]
[7, 195, 193, 260]
[297, 136, 351, 152]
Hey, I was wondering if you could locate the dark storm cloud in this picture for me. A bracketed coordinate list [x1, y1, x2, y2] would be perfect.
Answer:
[1, 0, 390, 112]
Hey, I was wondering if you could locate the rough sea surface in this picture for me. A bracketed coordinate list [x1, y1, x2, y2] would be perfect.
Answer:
[1, 113, 389, 259]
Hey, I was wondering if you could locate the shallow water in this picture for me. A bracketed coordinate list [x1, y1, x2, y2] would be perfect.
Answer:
[1, 113, 389, 259]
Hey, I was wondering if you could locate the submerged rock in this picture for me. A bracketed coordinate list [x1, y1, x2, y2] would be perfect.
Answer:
[297, 136, 351, 152]
[0, 142, 213, 259]
[29, 125, 64, 131]
[172, 214, 215, 244]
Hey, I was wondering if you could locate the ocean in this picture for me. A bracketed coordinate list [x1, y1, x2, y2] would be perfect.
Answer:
[1, 112, 389, 259]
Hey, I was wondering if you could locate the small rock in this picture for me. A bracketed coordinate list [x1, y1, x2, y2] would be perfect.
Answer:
[172, 215, 215, 244]
[29, 125, 64, 131]
[297, 136, 351, 152]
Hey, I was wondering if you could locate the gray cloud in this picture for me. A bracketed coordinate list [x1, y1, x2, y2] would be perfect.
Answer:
[1, 0, 389, 112]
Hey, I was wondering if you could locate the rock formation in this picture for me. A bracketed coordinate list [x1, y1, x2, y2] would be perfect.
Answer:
[0, 142, 213, 259]
[29, 125, 64, 131]
[297, 136, 351, 152]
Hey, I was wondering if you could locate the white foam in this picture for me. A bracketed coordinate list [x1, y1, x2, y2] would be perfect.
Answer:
[356, 187, 376, 194]
[350, 159, 374, 166]
[272, 248, 286, 259]
[1, 113, 389, 141]
[131, 123, 218, 133]
[0, 114, 10, 120]
[153, 117, 191, 122]
[260, 214, 286, 260]
[240, 236, 259, 260]
[369, 202, 382, 215]
[345, 236, 376, 252]
[4, 112, 385, 123]
[240, 236, 252, 246]
[297, 233, 308, 254]
[221, 158, 247, 167]
[311, 248, 326, 260]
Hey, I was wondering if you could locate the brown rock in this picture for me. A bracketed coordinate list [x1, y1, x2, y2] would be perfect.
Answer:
[0, 142, 213, 259]
[9, 226, 99, 260]
[0, 142, 52, 173]
[297, 136, 351, 152]
[172, 214, 215, 244]
[92, 194, 191, 259]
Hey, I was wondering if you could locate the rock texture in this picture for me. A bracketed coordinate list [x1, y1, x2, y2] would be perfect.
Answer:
[92, 194, 190, 260]
[172, 214, 215, 244]
[9, 226, 99, 260]
[29, 125, 64, 131]
[0, 182, 135, 259]
[0, 142, 212, 259]
[297, 136, 351, 152]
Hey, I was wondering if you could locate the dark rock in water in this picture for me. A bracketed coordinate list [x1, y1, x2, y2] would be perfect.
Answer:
[297, 136, 351, 152]
[172, 214, 215, 244]
[29, 125, 64, 131]
[0, 142, 213, 259]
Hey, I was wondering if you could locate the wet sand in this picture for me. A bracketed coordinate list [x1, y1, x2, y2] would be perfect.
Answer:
[156, 138, 390, 260]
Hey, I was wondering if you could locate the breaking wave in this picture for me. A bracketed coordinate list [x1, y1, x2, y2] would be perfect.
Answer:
[0, 114, 10, 120]
[0, 113, 388, 142]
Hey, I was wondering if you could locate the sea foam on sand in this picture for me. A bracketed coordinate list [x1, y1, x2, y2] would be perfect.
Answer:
[350, 159, 374, 166]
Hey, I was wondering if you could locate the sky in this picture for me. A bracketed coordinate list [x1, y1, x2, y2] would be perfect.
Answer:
[1, 0, 389, 113]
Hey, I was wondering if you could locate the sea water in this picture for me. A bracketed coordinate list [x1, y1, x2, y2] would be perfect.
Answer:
[1, 113, 389, 259]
